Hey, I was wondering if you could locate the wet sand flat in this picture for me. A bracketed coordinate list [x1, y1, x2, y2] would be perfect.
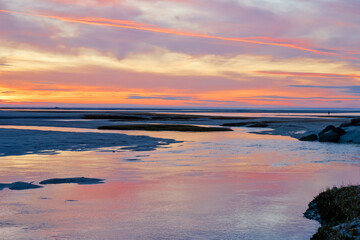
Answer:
[0, 109, 359, 239]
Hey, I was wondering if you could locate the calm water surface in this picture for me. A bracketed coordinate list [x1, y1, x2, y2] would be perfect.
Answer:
[0, 125, 359, 239]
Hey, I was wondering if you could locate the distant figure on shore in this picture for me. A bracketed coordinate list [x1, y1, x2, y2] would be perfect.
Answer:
[328, 111, 330, 116]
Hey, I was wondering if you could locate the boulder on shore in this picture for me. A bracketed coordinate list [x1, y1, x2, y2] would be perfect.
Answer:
[340, 126, 360, 143]
[300, 121, 359, 144]
[340, 122, 352, 128]
[299, 134, 318, 141]
[350, 118, 360, 126]
[319, 125, 335, 135]
[318, 126, 346, 143]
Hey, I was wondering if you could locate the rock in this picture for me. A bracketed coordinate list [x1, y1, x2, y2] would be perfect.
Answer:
[40, 177, 105, 185]
[340, 126, 360, 144]
[8, 182, 43, 190]
[339, 122, 352, 128]
[350, 118, 360, 126]
[318, 127, 346, 143]
[299, 134, 318, 141]
[332, 127, 346, 136]
[304, 185, 360, 239]
[340, 119, 360, 128]
[319, 131, 340, 143]
[319, 125, 335, 135]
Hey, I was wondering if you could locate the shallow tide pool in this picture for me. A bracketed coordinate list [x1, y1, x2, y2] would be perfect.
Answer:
[0, 126, 359, 239]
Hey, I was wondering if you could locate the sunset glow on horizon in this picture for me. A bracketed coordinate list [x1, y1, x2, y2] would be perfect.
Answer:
[0, 0, 359, 108]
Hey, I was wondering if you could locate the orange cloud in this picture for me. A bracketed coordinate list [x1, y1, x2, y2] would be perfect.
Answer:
[0, 9, 343, 56]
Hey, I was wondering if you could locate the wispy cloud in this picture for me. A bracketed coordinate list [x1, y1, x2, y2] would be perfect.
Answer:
[1, 91, 16, 94]
[0, 9, 344, 56]
[33, 81, 55, 85]
[31, 88, 73, 91]
[288, 85, 360, 95]
[0, 58, 8, 66]
[253, 95, 360, 100]
[128, 95, 236, 104]
[127, 95, 194, 101]
[257, 71, 360, 79]
[236, 95, 359, 105]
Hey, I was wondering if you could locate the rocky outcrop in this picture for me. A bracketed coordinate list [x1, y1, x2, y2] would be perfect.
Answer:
[340, 126, 360, 143]
[319, 125, 336, 135]
[318, 127, 346, 143]
[300, 118, 360, 144]
[299, 134, 318, 141]
[340, 122, 352, 128]
[350, 118, 360, 126]
[304, 185, 360, 239]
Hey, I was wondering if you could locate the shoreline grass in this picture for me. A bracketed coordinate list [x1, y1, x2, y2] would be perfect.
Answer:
[304, 185, 360, 239]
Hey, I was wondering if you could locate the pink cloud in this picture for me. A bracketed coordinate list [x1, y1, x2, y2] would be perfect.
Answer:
[0, 9, 345, 56]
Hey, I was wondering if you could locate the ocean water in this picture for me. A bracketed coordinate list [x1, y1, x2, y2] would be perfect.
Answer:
[0, 112, 359, 239]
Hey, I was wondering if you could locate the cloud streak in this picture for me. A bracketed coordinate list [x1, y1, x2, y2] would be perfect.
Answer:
[257, 71, 360, 79]
[128, 95, 194, 101]
[0, 9, 344, 56]
[288, 85, 360, 95]
[128, 95, 236, 104]
[252, 95, 360, 100]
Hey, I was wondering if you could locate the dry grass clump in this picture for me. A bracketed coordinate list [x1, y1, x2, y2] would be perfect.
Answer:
[304, 185, 360, 239]
[305, 186, 360, 225]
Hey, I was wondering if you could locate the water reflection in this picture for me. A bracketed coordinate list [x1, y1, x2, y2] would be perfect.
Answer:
[0, 126, 359, 239]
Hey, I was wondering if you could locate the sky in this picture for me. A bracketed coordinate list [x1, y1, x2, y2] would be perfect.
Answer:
[0, 0, 359, 108]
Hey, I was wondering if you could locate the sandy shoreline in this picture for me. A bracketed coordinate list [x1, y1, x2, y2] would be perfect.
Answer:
[233, 117, 360, 143]
[0, 110, 359, 157]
